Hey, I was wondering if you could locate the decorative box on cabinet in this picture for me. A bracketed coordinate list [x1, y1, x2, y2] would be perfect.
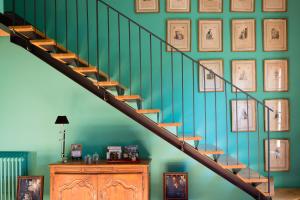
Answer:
[49, 161, 150, 200]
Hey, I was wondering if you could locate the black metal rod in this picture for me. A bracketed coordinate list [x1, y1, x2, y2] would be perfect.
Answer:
[171, 49, 174, 122]
[23, 0, 26, 25]
[118, 13, 121, 83]
[192, 62, 195, 138]
[139, 27, 142, 96]
[235, 91, 239, 164]
[76, 0, 79, 64]
[44, 0, 46, 37]
[246, 96, 250, 178]
[54, 0, 57, 45]
[86, 0, 89, 66]
[214, 74, 218, 149]
[203, 67, 207, 150]
[34, 0, 36, 31]
[257, 103, 261, 177]
[107, 7, 110, 81]
[13, 0, 15, 26]
[128, 20, 132, 95]
[160, 41, 163, 122]
[225, 82, 229, 164]
[267, 109, 271, 194]
[181, 54, 185, 139]
[96, 0, 99, 72]
[65, 0, 68, 50]
[150, 34, 153, 108]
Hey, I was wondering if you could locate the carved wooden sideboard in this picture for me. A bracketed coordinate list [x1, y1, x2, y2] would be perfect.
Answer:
[49, 161, 150, 200]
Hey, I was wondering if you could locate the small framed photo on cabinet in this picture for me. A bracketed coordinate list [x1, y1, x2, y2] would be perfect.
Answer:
[232, 60, 256, 92]
[167, 19, 191, 52]
[166, 0, 190, 13]
[265, 99, 290, 132]
[263, 0, 287, 12]
[164, 172, 188, 200]
[198, 19, 223, 52]
[264, 139, 290, 172]
[17, 176, 44, 200]
[231, 19, 256, 52]
[264, 59, 288, 92]
[263, 19, 288, 51]
[231, 100, 257, 132]
[231, 0, 255, 12]
[199, 0, 223, 13]
[199, 60, 224, 92]
[135, 0, 160, 13]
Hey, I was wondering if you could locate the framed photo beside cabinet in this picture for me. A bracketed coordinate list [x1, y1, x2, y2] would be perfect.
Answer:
[166, 0, 190, 13]
[264, 139, 290, 172]
[265, 99, 290, 132]
[264, 59, 288, 92]
[199, 0, 223, 13]
[232, 60, 256, 92]
[231, 19, 256, 52]
[163, 172, 188, 200]
[199, 59, 224, 92]
[263, 19, 288, 51]
[263, 0, 287, 12]
[231, 100, 257, 132]
[198, 19, 223, 52]
[167, 19, 191, 52]
[17, 176, 44, 200]
[231, 0, 255, 12]
[135, 0, 160, 13]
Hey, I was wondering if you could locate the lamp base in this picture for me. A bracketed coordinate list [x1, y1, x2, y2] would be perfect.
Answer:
[62, 156, 68, 163]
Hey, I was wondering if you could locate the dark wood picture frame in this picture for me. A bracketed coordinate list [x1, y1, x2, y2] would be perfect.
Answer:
[166, 19, 191, 52]
[17, 176, 44, 200]
[163, 172, 188, 200]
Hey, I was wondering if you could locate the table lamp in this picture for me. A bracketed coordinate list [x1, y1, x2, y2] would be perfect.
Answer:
[55, 116, 69, 163]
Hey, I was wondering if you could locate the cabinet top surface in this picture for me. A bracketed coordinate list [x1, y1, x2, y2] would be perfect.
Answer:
[49, 160, 150, 167]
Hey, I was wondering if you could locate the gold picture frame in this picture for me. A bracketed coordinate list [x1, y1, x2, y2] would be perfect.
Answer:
[167, 19, 191, 52]
[199, 0, 223, 13]
[135, 0, 160, 13]
[198, 19, 223, 52]
[264, 59, 289, 92]
[264, 99, 290, 132]
[264, 139, 290, 172]
[199, 59, 224, 92]
[231, 19, 256, 52]
[231, 0, 255, 12]
[231, 99, 257, 132]
[166, 0, 190, 13]
[263, 19, 288, 51]
[232, 60, 257, 92]
[263, 0, 287, 12]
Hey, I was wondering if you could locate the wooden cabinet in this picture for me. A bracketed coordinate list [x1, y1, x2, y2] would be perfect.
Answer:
[49, 161, 150, 200]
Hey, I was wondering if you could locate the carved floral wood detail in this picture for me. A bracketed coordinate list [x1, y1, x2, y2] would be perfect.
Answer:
[58, 179, 97, 200]
[99, 179, 138, 199]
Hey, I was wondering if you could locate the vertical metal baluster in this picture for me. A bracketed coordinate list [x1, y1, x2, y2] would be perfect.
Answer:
[96, 1, 99, 72]
[171, 49, 174, 122]
[257, 102, 261, 178]
[128, 20, 132, 94]
[225, 82, 229, 165]
[118, 13, 121, 83]
[65, 0, 68, 50]
[44, 0, 46, 37]
[54, 0, 57, 46]
[150, 34, 153, 108]
[13, 0, 15, 27]
[34, 0, 36, 31]
[160, 41, 163, 122]
[267, 108, 271, 194]
[235, 90, 239, 165]
[214, 72, 218, 150]
[86, 0, 89, 67]
[181, 54, 184, 140]
[193, 61, 197, 148]
[203, 66, 207, 150]
[23, 0, 26, 25]
[246, 95, 250, 178]
[107, 7, 110, 81]
[76, 0, 79, 64]
[139, 27, 142, 96]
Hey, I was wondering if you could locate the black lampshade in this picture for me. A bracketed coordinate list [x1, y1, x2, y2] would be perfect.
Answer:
[55, 116, 69, 124]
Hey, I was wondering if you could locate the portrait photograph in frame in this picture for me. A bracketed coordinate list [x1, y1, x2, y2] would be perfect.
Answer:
[263, 0, 287, 12]
[17, 176, 44, 200]
[199, 59, 224, 92]
[231, 0, 255, 12]
[163, 172, 188, 200]
[135, 0, 160, 13]
[198, 19, 223, 52]
[199, 0, 223, 13]
[166, 0, 190, 13]
[263, 19, 288, 51]
[264, 139, 290, 172]
[265, 99, 290, 132]
[231, 99, 257, 132]
[167, 19, 191, 52]
[264, 59, 288, 92]
[231, 19, 256, 52]
[232, 60, 257, 92]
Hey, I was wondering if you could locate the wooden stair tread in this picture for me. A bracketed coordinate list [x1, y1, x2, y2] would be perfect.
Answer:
[197, 144, 224, 155]
[217, 155, 247, 169]
[157, 123, 182, 128]
[51, 53, 76, 59]
[95, 81, 126, 90]
[73, 67, 98, 73]
[30, 39, 55, 46]
[116, 95, 141, 101]
[178, 136, 202, 141]
[136, 109, 160, 114]
[237, 168, 268, 184]
[9, 25, 33, 32]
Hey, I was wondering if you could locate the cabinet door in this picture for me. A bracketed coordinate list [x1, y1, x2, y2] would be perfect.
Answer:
[98, 174, 143, 200]
[52, 175, 97, 200]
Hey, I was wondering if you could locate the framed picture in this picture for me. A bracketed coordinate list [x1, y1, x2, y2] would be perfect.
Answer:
[166, 0, 190, 13]
[17, 176, 44, 200]
[263, 19, 288, 51]
[264, 59, 288, 92]
[231, 100, 257, 132]
[167, 19, 191, 52]
[264, 139, 290, 172]
[163, 172, 188, 200]
[135, 0, 160, 13]
[263, 0, 287, 12]
[199, 60, 224, 92]
[198, 19, 223, 52]
[71, 144, 83, 160]
[231, 0, 255, 12]
[199, 0, 223, 13]
[231, 19, 256, 52]
[232, 60, 256, 92]
[264, 99, 290, 132]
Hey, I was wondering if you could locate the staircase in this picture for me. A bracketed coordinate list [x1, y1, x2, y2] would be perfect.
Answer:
[0, 0, 273, 199]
